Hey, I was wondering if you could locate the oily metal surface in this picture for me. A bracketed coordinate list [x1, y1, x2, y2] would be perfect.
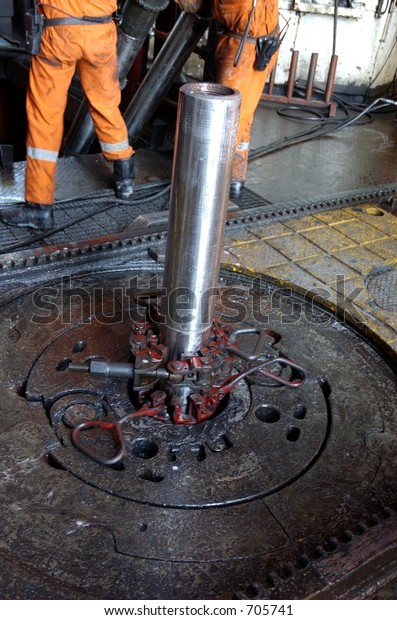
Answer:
[25, 304, 327, 509]
[0, 267, 396, 598]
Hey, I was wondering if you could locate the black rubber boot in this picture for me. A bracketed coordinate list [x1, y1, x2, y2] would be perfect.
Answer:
[0, 202, 55, 231]
[113, 155, 135, 199]
[229, 180, 245, 200]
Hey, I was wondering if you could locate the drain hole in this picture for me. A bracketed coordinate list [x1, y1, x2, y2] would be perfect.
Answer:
[368, 514, 380, 527]
[341, 530, 353, 543]
[366, 207, 384, 216]
[297, 555, 310, 569]
[72, 340, 86, 353]
[266, 572, 280, 587]
[286, 426, 300, 442]
[325, 537, 338, 552]
[45, 453, 67, 470]
[131, 438, 158, 460]
[17, 380, 27, 398]
[314, 545, 325, 557]
[282, 565, 294, 579]
[193, 444, 206, 462]
[139, 469, 164, 483]
[293, 404, 306, 419]
[222, 434, 233, 449]
[255, 404, 281, 423]
[111, 462, 125, 471]
[248, 583, 261, 596]
[167, 448, 177, 462]
[355, 522, 366, 535]
[56, 358, 72, 372]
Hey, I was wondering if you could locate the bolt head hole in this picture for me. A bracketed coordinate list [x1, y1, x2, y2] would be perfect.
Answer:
[255, 404, 281, 423]
[131, 438, 158, 460]
[72, 340, 86, 353]
[294, 404, 307, 419]
[286, 425, 300, 442]
[56, 358, 72, 372]
[139, 469, 164, 483]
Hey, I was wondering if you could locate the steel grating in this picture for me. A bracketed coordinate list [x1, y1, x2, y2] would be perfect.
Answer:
[0, 185, 171, 254]
[366, 267, 397, 312]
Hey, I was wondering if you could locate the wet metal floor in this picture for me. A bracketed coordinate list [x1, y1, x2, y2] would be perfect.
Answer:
[0, 98, 396, 600]
[246, 102, 397, 203]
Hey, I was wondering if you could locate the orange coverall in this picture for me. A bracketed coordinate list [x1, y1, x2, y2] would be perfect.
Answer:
[174, 0, 279, 184]
[25, 0, 134, 206]
[213, 0, 279, 183]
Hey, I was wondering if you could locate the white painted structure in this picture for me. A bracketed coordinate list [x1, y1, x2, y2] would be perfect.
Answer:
[274, 0, 397, 93]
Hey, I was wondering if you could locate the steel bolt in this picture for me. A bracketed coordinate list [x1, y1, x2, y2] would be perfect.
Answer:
[171, 361, 184, 371]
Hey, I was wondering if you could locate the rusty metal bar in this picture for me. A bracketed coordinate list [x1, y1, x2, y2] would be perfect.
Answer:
[261, 49, 338, 117]
[305, 53, 318, 100]
[324, 54, 338, 104]
[286, 50, 299, 99]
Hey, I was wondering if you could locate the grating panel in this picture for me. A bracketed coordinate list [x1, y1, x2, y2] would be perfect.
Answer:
[0, 186, 170, 255]
[366, 268, 397, 312]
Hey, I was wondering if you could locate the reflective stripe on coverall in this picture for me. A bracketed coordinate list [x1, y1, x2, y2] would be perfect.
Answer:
[212, 0, 279, 183]
[25, 0, 133, 205]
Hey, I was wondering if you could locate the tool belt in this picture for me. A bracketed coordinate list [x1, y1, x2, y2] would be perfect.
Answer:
[44, 15, 114, 27]
[219, 22, 281, 71]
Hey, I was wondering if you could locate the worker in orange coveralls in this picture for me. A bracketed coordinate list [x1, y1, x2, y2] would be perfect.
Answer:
[2, 0, 135, 231]
[176, 0, 280, 199]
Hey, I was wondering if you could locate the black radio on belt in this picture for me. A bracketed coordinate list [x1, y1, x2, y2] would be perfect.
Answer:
[254, 35, 282, 71]
[24, 5, 45, 55]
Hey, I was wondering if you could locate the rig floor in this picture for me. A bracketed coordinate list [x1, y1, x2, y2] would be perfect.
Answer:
[0, 103, 396, 600]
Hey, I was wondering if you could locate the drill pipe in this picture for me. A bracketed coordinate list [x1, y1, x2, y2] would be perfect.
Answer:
[125, 12, 210, 141]
[161, 83, 241, 360]
[62, 0, 169, 155]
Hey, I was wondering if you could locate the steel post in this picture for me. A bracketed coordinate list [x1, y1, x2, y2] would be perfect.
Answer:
[161, 83, 241, 360]
[324, 54, 338, 104]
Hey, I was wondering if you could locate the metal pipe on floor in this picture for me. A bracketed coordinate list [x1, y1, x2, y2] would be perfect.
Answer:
[124, 12, 210, 141]
[161, 83, 241, 361]
[62, 0, 169, 155]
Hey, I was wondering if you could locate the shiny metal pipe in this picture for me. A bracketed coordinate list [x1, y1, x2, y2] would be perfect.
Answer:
[161, 83, 241, 360]
[62, 0, 169, 155]
[125, 12, 210, 141]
